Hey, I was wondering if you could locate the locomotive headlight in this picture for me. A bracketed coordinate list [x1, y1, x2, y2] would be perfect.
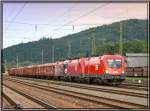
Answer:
[105, 70, 108, 74]
[122, 71, 125, 74]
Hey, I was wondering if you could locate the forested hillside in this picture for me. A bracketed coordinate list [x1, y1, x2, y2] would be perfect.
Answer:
[3, 19, 148, 69]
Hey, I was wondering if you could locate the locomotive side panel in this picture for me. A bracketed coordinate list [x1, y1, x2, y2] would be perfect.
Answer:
[67, 59, 81, 76]
[88, 57, 101, 75]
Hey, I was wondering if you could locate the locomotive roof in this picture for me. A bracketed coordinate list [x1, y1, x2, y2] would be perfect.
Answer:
[68, 55, 123, 62]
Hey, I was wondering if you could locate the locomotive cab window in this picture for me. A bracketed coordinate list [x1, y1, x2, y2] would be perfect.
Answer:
[107, 59, 122, 68]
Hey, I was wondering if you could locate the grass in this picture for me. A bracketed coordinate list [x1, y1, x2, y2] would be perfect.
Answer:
[126, 77, 148, 80]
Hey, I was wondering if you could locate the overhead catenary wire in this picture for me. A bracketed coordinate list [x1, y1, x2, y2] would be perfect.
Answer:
[43, 3, 109, 37]
[4, 8, 130, 28]
[50, 4, 76, 24]
[5, 3, 132, 40]
[5, 3, 140, 50]
[25, 4, 76, 39]
[23, 4, 108, 41]
[5, 3, 26, 32]
[4, 21, 104, 27]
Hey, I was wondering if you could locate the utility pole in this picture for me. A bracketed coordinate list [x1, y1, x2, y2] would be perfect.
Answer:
[79, 39, 82, 52]
[41, 49, 43, 64]
[101, 39, 105, 45]
[91, 28, 96, 55]
[52, 45, 55, 62]
[5, 59, 7, 73]
[16, 56, 18, 68]
[119, 22, 123, 55]
[68, 40, 71, 58]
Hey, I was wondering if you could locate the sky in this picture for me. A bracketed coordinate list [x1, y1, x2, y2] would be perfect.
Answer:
[3, 2, 148, 48]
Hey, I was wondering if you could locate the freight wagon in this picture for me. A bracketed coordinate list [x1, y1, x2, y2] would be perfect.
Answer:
[125, 53, 148, 77]
[125, 67, 148, 77]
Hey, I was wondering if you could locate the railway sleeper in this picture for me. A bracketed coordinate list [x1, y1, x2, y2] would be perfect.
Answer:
[7, 78, 147, 109]
[4, 84, 57, 109]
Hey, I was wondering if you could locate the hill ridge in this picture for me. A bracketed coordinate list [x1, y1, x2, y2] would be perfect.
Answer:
[3, 19, 148, 68]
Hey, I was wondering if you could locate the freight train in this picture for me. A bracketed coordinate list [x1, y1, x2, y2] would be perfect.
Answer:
[8, 55, 126, 85]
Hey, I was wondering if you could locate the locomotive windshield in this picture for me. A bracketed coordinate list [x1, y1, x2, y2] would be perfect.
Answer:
[107, 59, 122, 68]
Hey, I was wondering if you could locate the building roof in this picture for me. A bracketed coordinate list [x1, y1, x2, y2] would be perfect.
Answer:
[125, 53, 148, 67]
[126, 53, 148, 57]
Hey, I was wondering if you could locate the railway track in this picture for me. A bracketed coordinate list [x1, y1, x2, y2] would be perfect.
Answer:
[4, 78, 119, 108]
[119, 83, 148, 91]
[2, 93, 21, 109]
[44, 82, 148, 98]
[3, 84, 57, 109]
[122, 83, 148, 87]
[5, 77, 148, 109]
[8, 76, 148, 98]
[123, 81, 148, 86]
[9, 76, 148, 91]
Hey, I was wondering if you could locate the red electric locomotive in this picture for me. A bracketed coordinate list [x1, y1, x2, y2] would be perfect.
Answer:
[66, 55, 126, 85]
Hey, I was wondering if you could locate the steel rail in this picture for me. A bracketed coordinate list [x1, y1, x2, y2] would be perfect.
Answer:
[5, 78, 148, 109]
[42, 81, 147, 98]
[119, 84, 147, 91]
[8, 76, 147, 98]
[9, 76, 148, 91]
[3, 84, 57, 109]
[2, 92, 22, 109]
